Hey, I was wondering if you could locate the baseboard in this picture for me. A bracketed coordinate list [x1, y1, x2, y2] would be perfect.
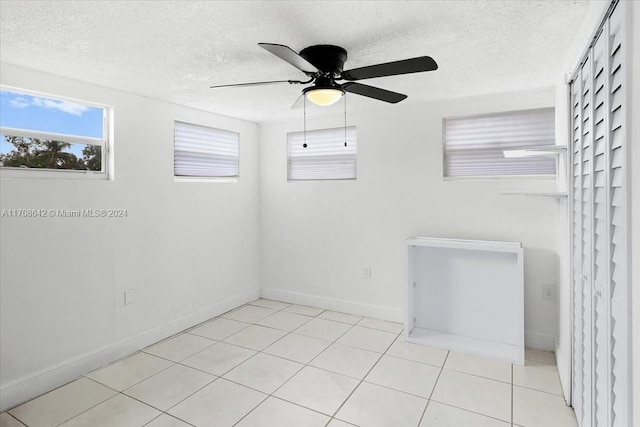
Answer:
[0, 288, 259, 412]
[525, 331, 556, 351]
[260, 288, 404, 323]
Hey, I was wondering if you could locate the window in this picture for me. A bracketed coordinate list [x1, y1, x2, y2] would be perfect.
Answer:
[288, 126, 357, 181]
[174, 121, 238, 178]
[443, 108, 556, 178]
[0, 87, 108, 177]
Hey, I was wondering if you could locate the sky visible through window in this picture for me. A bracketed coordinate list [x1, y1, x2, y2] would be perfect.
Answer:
[0, 89, 104, 157]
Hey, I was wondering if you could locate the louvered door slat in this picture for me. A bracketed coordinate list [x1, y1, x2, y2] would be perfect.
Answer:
[580, 57, 593, 427]
[591, 30, 609, 426]
[570, 69, 585, 425]
[607, 3, 629, 426]
[570, 2, 630, 426]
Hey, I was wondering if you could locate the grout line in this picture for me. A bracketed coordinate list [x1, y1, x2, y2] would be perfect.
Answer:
[327, 329, 400, 420]
[141, 412, 196, 427]
[56, 361, 179, 426]
[18, 299, 560, 427]
[231, 305, 408, 425]
[229, 321, 364, 426]
[511, 363, 514, 425]
[511, 383, 566, 397]
[3, 412, 27, 427]
[423, 400, 515, 425]
[436, 366, 512, 385]
[416, 349, 450, 427]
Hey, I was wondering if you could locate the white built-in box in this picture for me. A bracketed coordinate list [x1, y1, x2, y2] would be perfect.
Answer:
[406, 236, 524, 365]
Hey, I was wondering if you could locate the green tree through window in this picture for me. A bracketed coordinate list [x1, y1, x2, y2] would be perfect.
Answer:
[0, 135, 101, 171]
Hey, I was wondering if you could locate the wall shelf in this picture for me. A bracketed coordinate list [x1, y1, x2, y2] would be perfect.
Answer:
[406, 236, 524, 365]
[500, 191, 568, 198]
[502, 145, 567, 158]
[501, 145, 568, 198]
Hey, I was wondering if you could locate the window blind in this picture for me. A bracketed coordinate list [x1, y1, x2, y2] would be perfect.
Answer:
[288, 126, 357, 181]
[444, 108, 556, 177]
[174, 121, 238, 177]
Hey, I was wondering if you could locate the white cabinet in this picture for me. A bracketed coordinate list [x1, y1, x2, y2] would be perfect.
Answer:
[405, 237, 524, 365]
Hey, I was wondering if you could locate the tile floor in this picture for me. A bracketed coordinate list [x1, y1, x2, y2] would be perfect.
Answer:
[1, 299, 577, 427]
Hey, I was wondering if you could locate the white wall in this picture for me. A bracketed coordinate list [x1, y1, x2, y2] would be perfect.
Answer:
[259, 89, 561, 349]
[630, 2, 639, 425]
[0, 63, 260, 410]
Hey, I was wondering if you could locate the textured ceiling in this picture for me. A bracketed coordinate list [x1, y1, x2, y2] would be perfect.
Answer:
[0, 1, 603, 123]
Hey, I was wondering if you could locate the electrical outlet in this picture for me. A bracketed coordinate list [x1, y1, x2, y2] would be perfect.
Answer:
[124, 289, 134, 305]
[543, 285, 554, 300]
[363, 267, 371, 279]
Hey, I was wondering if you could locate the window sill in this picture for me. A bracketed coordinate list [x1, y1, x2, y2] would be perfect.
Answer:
[0, 168, 108, 180]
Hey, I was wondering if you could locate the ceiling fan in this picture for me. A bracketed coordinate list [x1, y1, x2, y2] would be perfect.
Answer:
[210, 43, 438, 107]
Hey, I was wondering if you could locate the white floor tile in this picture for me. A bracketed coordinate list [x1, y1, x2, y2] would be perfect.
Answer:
[143, 414, 192, 427]
[256, 311, 312, 331]
[274, 366, 359, 416]
[336, 326, 397, 353]
[336, 382, 427, 427]
[513, 359, 563, 395]
[248, 299, 291, 310]
[7, 299, 575, 427]
[58, 394, 160, 427]
[357, 317, 404, 333]
[143, 333, 215, 362]
[124, 364, 215, 411]
[235, 397, 329, 427]
[365, 355, 440, 397]
[222, 305, 276, 323]
[168, 379, 266, 427]
[293, 318, 352, 342]
[444, 351, 511, 383]
[85, 353, 173, 391]
[188, 317, 250, 341]
[0, 413, 25, 427]
[223, 325, 287, 350]
[431, 369, 511, 422]
[318, 311, 363, 325]
[386, 338, 449, 367]
[525, 348, 556, 365]
[263, 333, 331, 364]
[309, 343, 380, 379]
[283, 304, 325, 317]
[513, 386, 577, 427]
[223, 353, 303, 394]
[181, 341, 256, 376]
[8, 378, 116, 427]
[420, 401, 510, 427]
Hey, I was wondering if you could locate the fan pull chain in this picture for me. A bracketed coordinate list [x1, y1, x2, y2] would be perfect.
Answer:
[344, 93, 347, 147]
[303, 95, 307, 148]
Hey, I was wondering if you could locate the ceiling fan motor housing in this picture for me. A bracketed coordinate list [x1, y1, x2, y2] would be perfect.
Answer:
[299, 45, 348, 76]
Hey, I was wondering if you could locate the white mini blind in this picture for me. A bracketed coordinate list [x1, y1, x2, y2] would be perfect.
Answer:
[288, 126, 357, 181]
[443, 108, 556, 177]
[174, 121, 238, 177]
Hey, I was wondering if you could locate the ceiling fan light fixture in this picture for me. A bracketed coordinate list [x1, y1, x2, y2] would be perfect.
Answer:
[304, 87, 344, 106]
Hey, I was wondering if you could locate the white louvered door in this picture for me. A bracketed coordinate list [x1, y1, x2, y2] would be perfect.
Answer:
[569, 1, 631, 426]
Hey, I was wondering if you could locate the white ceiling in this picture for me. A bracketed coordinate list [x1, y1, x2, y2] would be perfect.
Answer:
[0, 1, 603, 123]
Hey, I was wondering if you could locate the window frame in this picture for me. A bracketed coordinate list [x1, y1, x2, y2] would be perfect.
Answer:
[173, 120, 240, 182]
[0, 85, 110, 180]
[442, 108, 557, 180]
[287, 126, 357, 182]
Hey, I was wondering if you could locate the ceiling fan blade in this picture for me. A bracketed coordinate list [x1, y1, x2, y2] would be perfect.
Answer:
[210, 80, 299, 89]
[341, 56, 438, 81]
[258, 43, 319, 74]
[341, 82, 407, 103]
